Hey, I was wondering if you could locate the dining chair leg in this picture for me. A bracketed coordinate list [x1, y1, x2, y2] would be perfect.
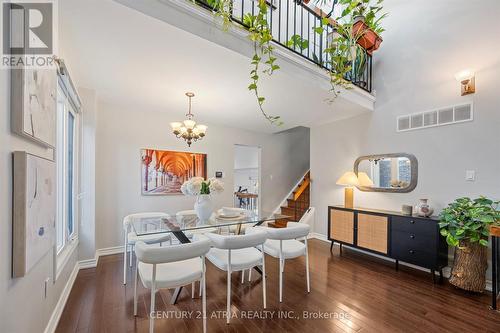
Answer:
[279, 241, 283, 303]
[129, 245, 133, 268]
[123, 236, 128, 285]
[248, 268, 252, 282]
[226, 250, 232, 324]
[199, 280, 202, 297]
[202, 256, 207, 333]
[149, 264, 157, 333]
[133, 259, 138, 316]
[305, 238, 310, 293]
[261, 247, 267, 309]
[241, 270, 245, 284]
[192, 282, 195, 299]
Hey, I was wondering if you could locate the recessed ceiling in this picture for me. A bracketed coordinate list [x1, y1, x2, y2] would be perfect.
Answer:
[59, 0, 373, 133]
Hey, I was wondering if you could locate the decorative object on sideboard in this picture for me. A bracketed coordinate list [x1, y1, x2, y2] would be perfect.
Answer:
[401, 205, 413, 216]
[12, 151, 56, 277]
[170, 92, 208, 147]
[181, 177, 224, 222]
[354, 153, 418, 193]
[439, 197, 500, 292]
[140, 149, 207, 195]
[455, 69, 475, 96]
[11, 67, 57, 148]
[415, 199, 434, 217]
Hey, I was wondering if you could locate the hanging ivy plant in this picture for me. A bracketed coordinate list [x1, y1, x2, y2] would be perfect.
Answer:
[243, 0, 282, 125]
[195, 0, 386, 124]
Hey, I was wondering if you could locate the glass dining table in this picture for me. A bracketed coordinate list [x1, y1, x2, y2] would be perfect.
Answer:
[131, 210, 290, 304]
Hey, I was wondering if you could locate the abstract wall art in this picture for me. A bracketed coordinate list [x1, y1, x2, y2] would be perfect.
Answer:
[13, 151, 56, 277]
[11, 68, 57, 148]
[141, 149, 207, 195]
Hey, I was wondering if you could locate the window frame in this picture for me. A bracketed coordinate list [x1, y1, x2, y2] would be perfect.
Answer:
[55, 74, 81, 279]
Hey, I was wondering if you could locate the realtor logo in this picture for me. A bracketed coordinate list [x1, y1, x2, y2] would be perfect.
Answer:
[3, 1, 53, 54]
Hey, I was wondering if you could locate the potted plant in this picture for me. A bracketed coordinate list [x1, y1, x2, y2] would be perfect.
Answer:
[181, 177, 224, 222]
[342, 0, 386, 55]
[439, 197, 500, 292]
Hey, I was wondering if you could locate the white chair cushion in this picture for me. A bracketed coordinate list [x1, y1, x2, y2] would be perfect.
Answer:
[138, 257, 202, 289]
[128, 231, 171, 245]
[263, 239, 306, 259]
[206, 247, 262, 272]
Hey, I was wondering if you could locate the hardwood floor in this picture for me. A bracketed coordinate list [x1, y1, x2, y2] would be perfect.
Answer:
[56, 239, 500, 333]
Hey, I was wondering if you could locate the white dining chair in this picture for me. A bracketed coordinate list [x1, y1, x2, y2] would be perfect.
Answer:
[251, 222, 310, 302]
[123, 212, 172, 285]
[205, 231, 268, 324]
[134, 237, 211, 333]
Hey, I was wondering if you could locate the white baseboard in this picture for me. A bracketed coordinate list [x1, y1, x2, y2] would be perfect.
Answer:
[96, 245, 124, 257]
[78, 258, 97, 269]
[43, 261, 80, 333]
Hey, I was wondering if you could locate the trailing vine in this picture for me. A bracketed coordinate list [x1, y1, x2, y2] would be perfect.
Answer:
[243, 0, 282, 125]
[196, 0, 386, 124]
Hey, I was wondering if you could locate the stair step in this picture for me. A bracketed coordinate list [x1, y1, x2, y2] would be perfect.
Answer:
[269, 219, 289, 228]
[280, 206, 296, 217]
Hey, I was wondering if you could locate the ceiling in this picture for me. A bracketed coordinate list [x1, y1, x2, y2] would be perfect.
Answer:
[59, 0, 373, 133]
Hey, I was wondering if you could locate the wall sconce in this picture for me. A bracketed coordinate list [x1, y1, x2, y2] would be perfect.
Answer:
[454, 69, 475, 96]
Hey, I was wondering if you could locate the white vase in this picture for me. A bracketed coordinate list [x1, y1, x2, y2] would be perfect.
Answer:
[194, 194, 213, 222]
[415, 199, 434, 217]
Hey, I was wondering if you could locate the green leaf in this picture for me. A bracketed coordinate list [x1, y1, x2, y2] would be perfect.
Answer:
[248, 83, 257, 90]
[479, 239, 489, 247]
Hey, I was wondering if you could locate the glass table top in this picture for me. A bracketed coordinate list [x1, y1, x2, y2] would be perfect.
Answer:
[131, 210, 290, 236]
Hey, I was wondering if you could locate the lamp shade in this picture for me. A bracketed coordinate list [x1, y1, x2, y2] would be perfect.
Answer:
[357, 172, 374, 186]
[336, 171, 359, 186]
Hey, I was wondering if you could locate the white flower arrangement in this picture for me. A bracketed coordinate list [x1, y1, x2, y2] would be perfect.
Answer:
[181, 177, 224, 196]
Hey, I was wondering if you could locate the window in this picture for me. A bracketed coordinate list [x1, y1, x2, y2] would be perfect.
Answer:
[56, 75, 80, 276]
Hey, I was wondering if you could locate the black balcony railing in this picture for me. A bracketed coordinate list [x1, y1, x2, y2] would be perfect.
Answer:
[195, 0, 372, 93]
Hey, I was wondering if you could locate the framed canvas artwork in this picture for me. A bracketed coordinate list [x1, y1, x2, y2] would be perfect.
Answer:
[12, 151, 56, 277]
[11, 68, 57, 148]
[141, 149, 207, 195]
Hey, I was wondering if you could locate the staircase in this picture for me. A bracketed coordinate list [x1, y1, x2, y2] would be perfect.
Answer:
[270, 171, 311, 228]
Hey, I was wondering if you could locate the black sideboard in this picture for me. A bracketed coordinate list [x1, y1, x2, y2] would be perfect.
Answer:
[328, 206, 448, 282]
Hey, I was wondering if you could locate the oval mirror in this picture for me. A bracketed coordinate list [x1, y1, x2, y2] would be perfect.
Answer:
[354, 153, 418, 193]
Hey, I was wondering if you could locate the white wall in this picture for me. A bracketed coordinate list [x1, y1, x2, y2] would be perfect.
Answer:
[94, 102, 310, 250]
[0, 71, 78, 332]
[234, 145, 259, 169]
[311, 0, 500, 237]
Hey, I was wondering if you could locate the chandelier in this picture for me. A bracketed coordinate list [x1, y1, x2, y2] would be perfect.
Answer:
[170, 92, 207, 147]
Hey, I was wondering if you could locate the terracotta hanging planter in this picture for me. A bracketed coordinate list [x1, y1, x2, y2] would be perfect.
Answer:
[352, 20, 383, 55]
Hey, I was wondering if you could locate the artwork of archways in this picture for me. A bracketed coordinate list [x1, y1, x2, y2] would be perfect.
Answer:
[140, 149, 207, 195]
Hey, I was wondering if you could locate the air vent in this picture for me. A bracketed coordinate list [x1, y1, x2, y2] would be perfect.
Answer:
[454, 104, 472, 122]
[398, 116, 410, 131]
[397, 102, 473, 132]
[438, 108, 454, 124]
[424, 111, 438, 126]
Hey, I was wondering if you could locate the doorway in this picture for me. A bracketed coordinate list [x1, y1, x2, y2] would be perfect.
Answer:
[233, 144, 261, 213]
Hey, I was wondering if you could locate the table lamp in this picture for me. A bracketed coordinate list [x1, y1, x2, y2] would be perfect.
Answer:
[336, 171, 359, 208]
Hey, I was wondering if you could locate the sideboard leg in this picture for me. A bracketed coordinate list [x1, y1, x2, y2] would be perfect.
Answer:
[330, 241, 334, 252]
[431, 270, 436, 284]
[439, 269, 444, 284]
[395, 260, 399, 271]
[339, 243, 343, 256]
